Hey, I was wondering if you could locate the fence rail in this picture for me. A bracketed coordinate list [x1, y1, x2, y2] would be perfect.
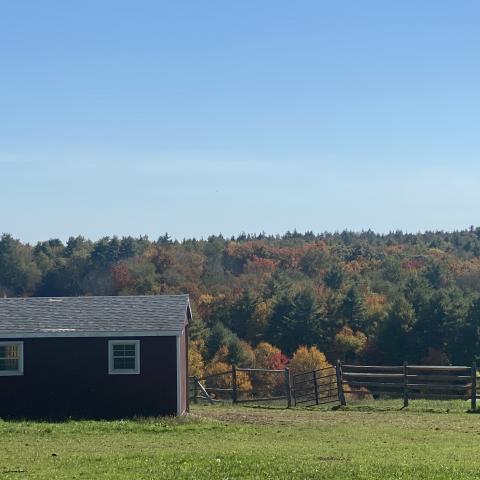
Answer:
[190, 366, 293, 407]
[341, 361, 477, 409]
[190, 361, 478, 410]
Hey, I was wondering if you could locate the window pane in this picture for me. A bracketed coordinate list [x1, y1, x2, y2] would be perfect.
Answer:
[113, 344, 136, 357]
[113, 344, 135, 354]
[121, 351, 136, 358]
[113, 353, 136, 359]
[110, 342, 138, 372]
[113, 357, 136, 370]
[0, 358, 19, 371]
[0, 345, 19, 359]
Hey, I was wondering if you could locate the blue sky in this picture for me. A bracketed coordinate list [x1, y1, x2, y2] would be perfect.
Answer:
[1, 1, 479, 243]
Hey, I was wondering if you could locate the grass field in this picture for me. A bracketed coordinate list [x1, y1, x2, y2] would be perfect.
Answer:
[1, 400, 480, 479]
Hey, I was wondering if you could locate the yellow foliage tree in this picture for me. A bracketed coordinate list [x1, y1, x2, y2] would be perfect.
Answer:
[198, 293, 215, 305]
[289, 345, 331, 373]
[205, 360, 232, 389]
[188, 340, 205, 378]
[205, 347, 252, 393]
[334, 326, 367, 359]
[235, 369, 253, 392]
[289, 346, 335, 396]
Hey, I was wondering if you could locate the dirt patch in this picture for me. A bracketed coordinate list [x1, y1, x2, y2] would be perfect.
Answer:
[192, 409, 289, 425]
[189, 404, 480, 432]
[190, 406, 336, 426]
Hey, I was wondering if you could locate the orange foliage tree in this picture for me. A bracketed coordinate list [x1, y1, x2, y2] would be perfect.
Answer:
[251, 342, 289, 395]
[205, 346, 252, 393]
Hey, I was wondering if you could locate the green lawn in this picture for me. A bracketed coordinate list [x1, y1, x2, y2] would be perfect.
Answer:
[1, 401, 480, 479]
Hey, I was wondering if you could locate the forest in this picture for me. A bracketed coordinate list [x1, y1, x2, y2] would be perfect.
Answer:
[1, 228, 480, 378]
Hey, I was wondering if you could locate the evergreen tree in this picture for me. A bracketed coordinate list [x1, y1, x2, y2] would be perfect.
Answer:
[341, 287, 367, 331]
[267, 289, 324, 355]
[376, 296, 415, 363]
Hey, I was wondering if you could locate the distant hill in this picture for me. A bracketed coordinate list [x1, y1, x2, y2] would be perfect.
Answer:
[2, 228, 480, 366]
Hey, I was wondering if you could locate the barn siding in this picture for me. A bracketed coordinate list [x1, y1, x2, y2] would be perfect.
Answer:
[0, 336, 178, 418]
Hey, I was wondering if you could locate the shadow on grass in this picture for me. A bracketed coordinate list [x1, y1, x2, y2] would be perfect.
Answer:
[331, 398, 473, 414]
[191, 399, 479, 416]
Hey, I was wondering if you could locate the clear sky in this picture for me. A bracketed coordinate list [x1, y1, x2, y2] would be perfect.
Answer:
[1, 1, 479, 243]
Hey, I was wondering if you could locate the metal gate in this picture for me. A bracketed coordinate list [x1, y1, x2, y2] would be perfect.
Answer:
[292, 365, 340, 406]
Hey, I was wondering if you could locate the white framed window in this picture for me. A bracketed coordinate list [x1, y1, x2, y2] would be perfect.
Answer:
[0, 341, 24, 376]
[108, 340, 140, 375]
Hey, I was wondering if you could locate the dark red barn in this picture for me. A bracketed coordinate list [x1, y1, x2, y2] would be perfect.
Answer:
[0, 294, 191, 418]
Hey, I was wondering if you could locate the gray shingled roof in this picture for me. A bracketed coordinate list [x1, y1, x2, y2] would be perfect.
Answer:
[0, 295, 190, 337]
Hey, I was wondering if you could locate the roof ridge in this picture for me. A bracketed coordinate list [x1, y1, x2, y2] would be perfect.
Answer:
[0, 294, 190, 300]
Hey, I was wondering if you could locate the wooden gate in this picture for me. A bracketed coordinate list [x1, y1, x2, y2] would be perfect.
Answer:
[292, 365, 341, 407]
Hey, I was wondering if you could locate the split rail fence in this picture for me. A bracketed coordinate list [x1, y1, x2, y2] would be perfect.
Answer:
[341, 361, 478, 409]
[190, 366, 293, 407]
[190, 361, 478, 410]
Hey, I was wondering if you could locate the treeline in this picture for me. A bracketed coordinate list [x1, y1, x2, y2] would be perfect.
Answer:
[2, 228, 480, 371]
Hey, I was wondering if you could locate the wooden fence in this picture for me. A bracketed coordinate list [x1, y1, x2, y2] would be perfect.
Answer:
[190, 361, 478, 410]
[341, 361, 477, 409]
[190, 366, 293, 407]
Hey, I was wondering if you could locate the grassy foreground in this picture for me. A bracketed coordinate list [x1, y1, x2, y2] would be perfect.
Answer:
[1, 401, 480, 479]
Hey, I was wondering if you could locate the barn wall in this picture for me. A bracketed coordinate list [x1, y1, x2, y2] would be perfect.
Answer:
[0, 336, 178, 418]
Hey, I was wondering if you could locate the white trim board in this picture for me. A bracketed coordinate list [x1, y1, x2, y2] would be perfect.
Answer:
[176, 335, 182, 416]
[108, 339, 140, 375]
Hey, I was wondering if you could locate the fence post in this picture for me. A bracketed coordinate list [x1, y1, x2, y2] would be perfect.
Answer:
[284, 368, 292, 408]
[403, 362, 409, 408]
[336, 360, 346, 406]
[471, 361, 477, 411]
[232, 365, 238, 404]
[313, 370, 319, 405]
[193, 376, 199, 404]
